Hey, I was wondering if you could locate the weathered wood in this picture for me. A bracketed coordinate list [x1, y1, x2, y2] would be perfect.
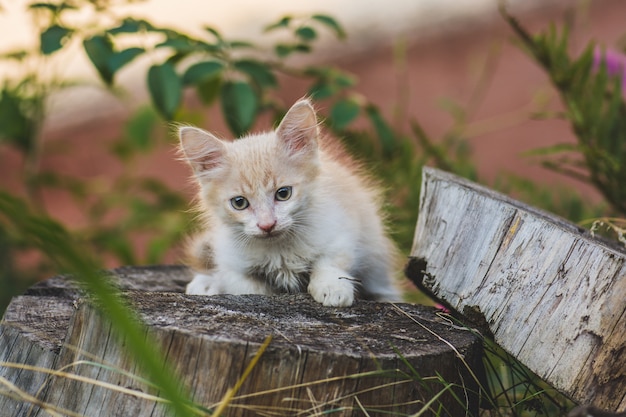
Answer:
[406, 167, 626, 411]
[1, 265, 484, 417]
[0, 266, 188, 416]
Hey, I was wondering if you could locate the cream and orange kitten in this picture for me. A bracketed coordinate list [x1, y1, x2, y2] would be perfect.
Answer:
[178, 99, 399, 307]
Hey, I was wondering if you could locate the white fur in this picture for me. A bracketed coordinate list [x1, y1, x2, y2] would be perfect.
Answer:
[179, 99, 399, 307]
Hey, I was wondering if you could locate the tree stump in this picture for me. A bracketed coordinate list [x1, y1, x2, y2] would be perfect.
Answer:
[1, 265, 484, 417]
[406, 167, 626, 411]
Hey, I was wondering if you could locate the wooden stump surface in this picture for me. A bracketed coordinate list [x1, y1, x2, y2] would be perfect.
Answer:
[406, 167, 626, 411]
[1, 265, 484, 417]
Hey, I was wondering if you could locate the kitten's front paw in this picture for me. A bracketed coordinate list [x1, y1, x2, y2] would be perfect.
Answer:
[308, 275, 355, 307]
[186, 273, 220, 295]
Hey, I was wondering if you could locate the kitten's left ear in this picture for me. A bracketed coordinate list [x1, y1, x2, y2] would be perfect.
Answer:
[276, 99, 319, 157]
[178, 126, 227, 179]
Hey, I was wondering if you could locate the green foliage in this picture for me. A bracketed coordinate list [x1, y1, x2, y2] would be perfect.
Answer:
[502, 7, 626, 216]
[148, 62, 182, 119]
[0, 2, 365, 283]
[0, 192, 193, 416]
[265, 14, 345, 57]
[494, 174, 606, 223]
[1, 1, 625, 415]
[0, 86, 37, 151]
[482, 338, 575, 416]
[65, 9, 352, 130]
[220, 80, 259, 136]
[330, 97, 360, 130]
[83, 34, 145, 86]
[40, 24, 72, 55]
[365, 104, 397, 157]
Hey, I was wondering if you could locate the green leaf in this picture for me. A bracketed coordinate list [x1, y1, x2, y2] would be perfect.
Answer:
[522, 143, 580, 157]
[95, 230, 136, 265]
[108, 47, 144, 74]
[0, 89, 33, 151]
[605, 77, 623, 141]
[196, 76, 222, 105]
[107, 18, 153, 35]
[83, 35, 114, 85]
[84, 37, 143, 84]
[330, 98, 360, 130]
[147, 62, 182, 120]
[275, 44, 294, 57]
[146, 237, 170, 264]
[40, 25, 72, 55]
[204, 26, 223, 41]
[264, 16, 292, 32]
[312, 14, 346, 39]
[365, 105, 396, 156]
[1, 49, 29, 61]
[220, 81, 258, 136]
[29, 2, 76, 13]
[182, 60, 225, 85]
[307, 69, 355, 100]
[125, 106, 158, 151]
[233, 60, 277, 88]
[156, 37, 200, 54]
[0, 190, 193, 417]
[570, 43, 594, 89]
[165, 52, 191, 66]
[295, 26, 317, 42]
[334, 72, 357, 88]
[294, 44, 312, 53]
[275, 43, 312, 57]
[308, 80, 335, 100]
[227, 40, 254, 49]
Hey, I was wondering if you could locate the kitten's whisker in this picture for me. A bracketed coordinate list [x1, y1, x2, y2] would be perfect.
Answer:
[339, 276, 362, 283]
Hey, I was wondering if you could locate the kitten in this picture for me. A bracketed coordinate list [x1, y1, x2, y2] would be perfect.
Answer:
[178, 98, 399, 307]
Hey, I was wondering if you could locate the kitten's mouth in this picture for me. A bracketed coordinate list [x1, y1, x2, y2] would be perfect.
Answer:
[254, 229, 285, 240]
[258, 231, 282, 239]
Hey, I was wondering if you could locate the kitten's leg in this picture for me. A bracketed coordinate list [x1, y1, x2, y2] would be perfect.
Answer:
[361, 276, 401, 302]
[359, 262, 401, 302]
[367, 284, 401, 302]
[308, 257, 356, 307]
[186, 271, 270, 295]
[186, 273, 220, 295]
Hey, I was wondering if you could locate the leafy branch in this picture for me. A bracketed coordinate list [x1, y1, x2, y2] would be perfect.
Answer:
[501, 4, 626, 216]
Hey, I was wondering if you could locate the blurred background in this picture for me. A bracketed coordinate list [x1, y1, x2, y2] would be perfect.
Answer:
[3, 2, 626, 414]
[1, 0, 624, 285]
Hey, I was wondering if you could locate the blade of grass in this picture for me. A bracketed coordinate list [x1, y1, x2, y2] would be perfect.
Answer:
[0, 192, 193, 416]
[210, 335, 272, 416]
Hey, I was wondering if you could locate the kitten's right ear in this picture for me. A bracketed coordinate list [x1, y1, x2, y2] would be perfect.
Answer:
[178, 126, 227, 178]
[276, 99, 319, 157]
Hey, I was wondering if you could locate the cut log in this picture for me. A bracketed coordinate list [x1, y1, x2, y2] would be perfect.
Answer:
[406, 167, 626, 411]
[1, 265, 484, 417]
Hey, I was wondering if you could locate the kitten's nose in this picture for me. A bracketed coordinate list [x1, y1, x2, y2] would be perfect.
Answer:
[258, 221, 276, 233]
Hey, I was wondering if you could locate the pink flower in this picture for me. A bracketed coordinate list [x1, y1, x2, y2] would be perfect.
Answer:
[434, 303, 451, 313]
[593, 46, 626, 93]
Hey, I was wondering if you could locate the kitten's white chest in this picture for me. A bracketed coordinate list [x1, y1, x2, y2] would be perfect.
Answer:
[245, 242, 315, 293]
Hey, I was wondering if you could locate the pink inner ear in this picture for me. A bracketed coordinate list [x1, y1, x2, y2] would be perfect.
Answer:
[283, 127, 316, 154]
[179, 127, 226, 175]
[277, 100, 319, 156]
[198, 151, 223, 172]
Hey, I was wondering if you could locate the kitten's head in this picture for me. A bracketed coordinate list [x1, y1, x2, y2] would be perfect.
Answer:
[179, 99, 320, 240]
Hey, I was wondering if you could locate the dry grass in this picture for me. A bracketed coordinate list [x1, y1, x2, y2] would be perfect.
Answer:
[0, 304, 575, 417]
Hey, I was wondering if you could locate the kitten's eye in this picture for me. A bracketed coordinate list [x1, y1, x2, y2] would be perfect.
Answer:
[275, 186, 292, 201]
[230, 196, 249, 210]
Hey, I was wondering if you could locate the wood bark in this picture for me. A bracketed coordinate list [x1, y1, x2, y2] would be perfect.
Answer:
[406, 167, 626, 411]
[1, 265, 483, 417]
